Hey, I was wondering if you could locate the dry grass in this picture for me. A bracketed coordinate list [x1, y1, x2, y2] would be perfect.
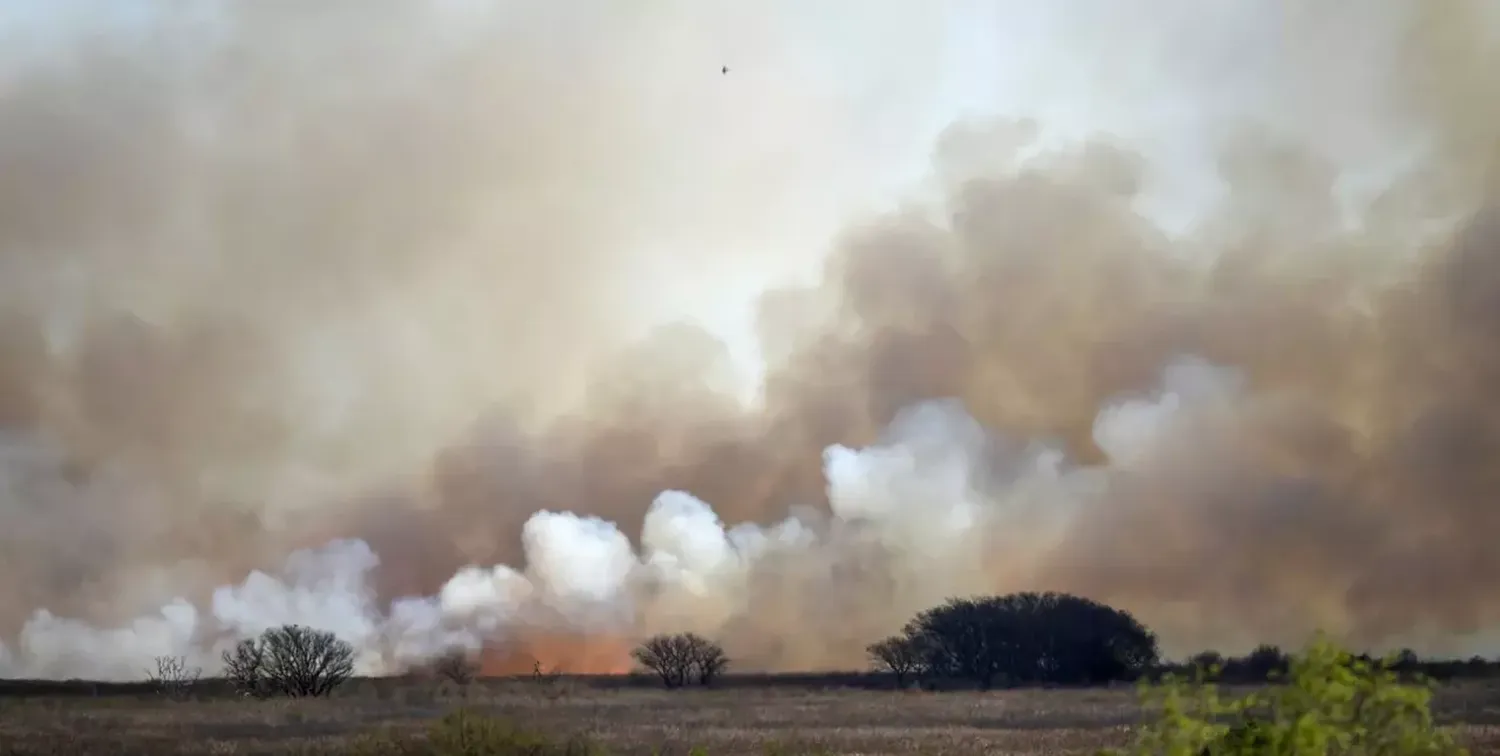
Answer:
[2, 676, 1499, 755]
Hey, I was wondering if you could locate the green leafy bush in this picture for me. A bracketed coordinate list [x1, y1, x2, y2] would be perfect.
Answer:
[1107, 635, 1469, 755]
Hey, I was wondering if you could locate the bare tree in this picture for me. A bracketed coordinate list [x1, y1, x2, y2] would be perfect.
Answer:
[688, 635, 729, 686]
[632, 633, 696, 688]
[632, 633, 729, 689]
[146, 655, 202, 699]
[259, 625, 355, 697]
[431, 649, 481, 687]
[866, 635, 925, 688]
[222, 625, 355, 699]
[222, 639, 268, 699]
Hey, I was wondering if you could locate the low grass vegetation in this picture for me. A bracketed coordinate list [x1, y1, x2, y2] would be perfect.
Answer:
[3, 656, 1500, 754]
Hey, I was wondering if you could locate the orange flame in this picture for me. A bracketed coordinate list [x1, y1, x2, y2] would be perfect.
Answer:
[478, 631, 635, 676]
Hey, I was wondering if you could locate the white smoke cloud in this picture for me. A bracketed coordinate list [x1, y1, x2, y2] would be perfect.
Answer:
[210, 539, 385, 673]
[522, 513, 636, 607]
[1092, 356, 1244, 467]
[640, 490, 737, 596]
[825, 399, 987, 543]
[16, 600, 199, 681]
[0, 356, 1243, 680]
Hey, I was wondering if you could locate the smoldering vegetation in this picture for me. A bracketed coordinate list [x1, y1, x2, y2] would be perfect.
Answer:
[1, 0, 1499, 681]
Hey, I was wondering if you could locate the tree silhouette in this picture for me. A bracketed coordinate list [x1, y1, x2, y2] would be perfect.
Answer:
[866, 635, 926, 688]
[1189, 650, 1225, 680]
[221, 625, 355, 698]
[146, 655, 201, 699]
[431, 648, 481, 686]
[895, 592, 1159, 688]
[632, 633, 728, 689]
[1240, 643, 1291, 681]
[222, 639, 268, 699]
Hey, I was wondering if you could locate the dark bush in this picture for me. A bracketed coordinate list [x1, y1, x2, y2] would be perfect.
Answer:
[1188, 650, 1225, 680]
[1239, 644, 1291, 681]
[896, 592, 1159, 688]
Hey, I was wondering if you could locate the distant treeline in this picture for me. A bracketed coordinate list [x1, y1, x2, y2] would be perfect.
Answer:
[1158, 645, 1500, 685]
[3, 590, 1498, 698]
[854, 592, 1500, 690]
[2, 656, 1498, 700]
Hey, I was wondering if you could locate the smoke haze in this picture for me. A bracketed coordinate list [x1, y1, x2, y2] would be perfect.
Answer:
[2, 0, 1500, 679]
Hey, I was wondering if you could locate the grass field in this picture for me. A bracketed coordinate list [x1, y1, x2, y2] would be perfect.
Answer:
[3, 675, 1500, 754]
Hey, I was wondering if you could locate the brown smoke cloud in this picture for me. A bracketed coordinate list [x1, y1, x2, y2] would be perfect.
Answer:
[2, 0, 1500, 677]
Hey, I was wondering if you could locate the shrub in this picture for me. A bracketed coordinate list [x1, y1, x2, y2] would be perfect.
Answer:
[866, 635, 926, 688]
[223, 638, 270, 699]
[146, 655, 201, 699]
[529, 660, 574, 702]
[432, 649, 482, 687]
[1240, 644, 1291, 681]
[1189, 651, 1226, 681]
[1106, 635, 1469, 756]
[221, 624, 356, 699]
[631, 633, 729, 689]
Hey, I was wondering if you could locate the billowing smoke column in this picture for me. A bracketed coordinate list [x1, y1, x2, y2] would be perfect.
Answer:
[1, 367, 1217, 679]
[4, 0, 1500, 680]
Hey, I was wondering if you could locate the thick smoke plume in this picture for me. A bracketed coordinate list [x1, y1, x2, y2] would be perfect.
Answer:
[3, 1, 1500, 679]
